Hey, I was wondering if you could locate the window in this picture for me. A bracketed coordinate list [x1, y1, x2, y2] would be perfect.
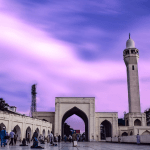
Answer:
[131, 50, 135, 54]
[132, 65, 134, 70]
[126, 50, 129, 54]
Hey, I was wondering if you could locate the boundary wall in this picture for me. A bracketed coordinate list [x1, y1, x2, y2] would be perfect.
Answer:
[106, 135, 150, 144]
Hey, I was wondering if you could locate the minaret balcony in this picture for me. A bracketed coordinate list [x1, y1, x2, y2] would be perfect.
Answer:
[123, 48, 139, 57]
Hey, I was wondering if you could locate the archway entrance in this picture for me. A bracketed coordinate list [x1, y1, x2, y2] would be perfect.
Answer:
[61, 107, 88, 141]
[36, 128, 40, 138]
[13, 125, 21, 140]
[43, 129, 45, 137]
[26, 127, 31, 140]
[100, 120, 112, 140]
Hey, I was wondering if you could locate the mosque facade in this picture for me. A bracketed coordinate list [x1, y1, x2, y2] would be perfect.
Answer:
[33, 35, 150, 141]
[1, 35, 150, 141]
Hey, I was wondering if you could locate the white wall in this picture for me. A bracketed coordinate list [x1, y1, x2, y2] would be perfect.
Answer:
[0, 111, 52, 140]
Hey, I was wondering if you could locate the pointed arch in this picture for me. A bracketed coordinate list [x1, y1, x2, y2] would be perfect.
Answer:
[134, 119, 141, 126]
[142, 130, 150, 135]
[13, 125, 21, 140]
[100, 120, 112, 140]
[36, 128, 39, 137]
[122, 132, 128, 136]
[61, 106, 88, 141]
[26, 126, 31, 139]
[130, 131, 133, 135]
[48, 130, 50, 135]
[42, 129, 45, 137]
[0, 123, 6, 131]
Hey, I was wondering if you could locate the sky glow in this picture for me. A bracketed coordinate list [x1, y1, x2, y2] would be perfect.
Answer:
[1, 0, 150, 130]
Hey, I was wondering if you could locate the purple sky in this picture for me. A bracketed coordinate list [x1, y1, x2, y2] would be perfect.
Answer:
[1, 1, 150, 131]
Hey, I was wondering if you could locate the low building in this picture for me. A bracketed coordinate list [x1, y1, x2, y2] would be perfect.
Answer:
[0, 110, 52, 140]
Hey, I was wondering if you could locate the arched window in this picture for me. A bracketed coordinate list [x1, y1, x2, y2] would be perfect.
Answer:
[48, 130, 50, 135]
[36, 128, 39, 137]
[142, 130, 150, 135]
[132, 65, 134, 70]
[26, 126, 31, 140]
[13, 125, 21, 140]
[134, 119, 141, 126]
[122, 132, 128, 136]
[130, 131, 133, 135]
[0, 123, 6, 131]
[43, 129, 45, 137]
[126, 120, 129, 126]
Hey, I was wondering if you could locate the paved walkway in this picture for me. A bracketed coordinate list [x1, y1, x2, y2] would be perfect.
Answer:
[1, 142, 150, 150]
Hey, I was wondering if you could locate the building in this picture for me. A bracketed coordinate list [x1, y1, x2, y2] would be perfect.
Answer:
[33, 34, 150, 141]
[0, 98, 52, 140]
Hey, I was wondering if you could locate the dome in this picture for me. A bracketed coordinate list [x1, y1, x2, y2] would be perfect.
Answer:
[126, 33, 135, 48]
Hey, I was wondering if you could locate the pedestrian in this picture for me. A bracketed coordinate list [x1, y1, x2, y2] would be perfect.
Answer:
[32, 130, 38, 143]
[72, 132, 77, 142]
[0, 127, 6, 147]
[77, 134, 79, 141]
[136, 134, 140, 145]
[5, 132, 9, 145]
[118, 136, 121, 143]
[20, 138, 28, 146]
[31, 137, 44, 149]
[9, 130, 15, 146]
[49, 131, 53, 144]
[82, 134, 85, 141]
[14, 134, 18, 145]
[27, 133, 30, 144]
[69, 135, 72, 142]
[63, 134, 67, 142]
[58, 135, 61, 142]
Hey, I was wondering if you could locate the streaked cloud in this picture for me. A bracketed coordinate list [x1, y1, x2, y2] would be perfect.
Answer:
[0, 0, 150, 124]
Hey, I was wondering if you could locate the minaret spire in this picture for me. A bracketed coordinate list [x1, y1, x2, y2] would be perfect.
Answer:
[129, 33, 130, 39]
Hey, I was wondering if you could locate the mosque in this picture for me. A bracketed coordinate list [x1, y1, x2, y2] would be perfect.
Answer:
[33, 34, 150, 141]
[1, 35, 150, 141]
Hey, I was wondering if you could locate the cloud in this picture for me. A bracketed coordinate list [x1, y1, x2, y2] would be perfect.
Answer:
[0, 0, 150, 124]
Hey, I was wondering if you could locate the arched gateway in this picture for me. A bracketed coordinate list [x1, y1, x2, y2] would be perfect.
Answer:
[62, 107, 88, 141]
[33, 97, 118, 141]
[54, 97, 95, 141]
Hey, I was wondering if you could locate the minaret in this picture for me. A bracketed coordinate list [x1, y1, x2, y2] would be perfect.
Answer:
[123, 33, 141, 113]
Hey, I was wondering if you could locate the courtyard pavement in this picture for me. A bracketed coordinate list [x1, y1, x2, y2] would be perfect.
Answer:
[1, 141, 150, 150]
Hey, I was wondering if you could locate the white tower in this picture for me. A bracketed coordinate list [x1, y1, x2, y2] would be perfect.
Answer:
[123, 33, 141, 113]
[123, 34, 147, 129]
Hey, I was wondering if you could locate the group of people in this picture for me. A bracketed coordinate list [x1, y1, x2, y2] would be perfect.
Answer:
[0, 127, 18, 147]
[63, 133, 85, 142]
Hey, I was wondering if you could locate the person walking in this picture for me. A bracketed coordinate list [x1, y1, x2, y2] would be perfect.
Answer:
[9, 130, 15, 146]
[72, 132, 77, 142]
[72, 132, 77, 147]
[58, 135, 61, 142]
[136, 134, 140, 145]
[5, 132, 9, 145]
[0, 127, 6, 147]
[14, 134, 18, 145]
[49, 131, 53, 144]
[69, 135, 72, 142]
